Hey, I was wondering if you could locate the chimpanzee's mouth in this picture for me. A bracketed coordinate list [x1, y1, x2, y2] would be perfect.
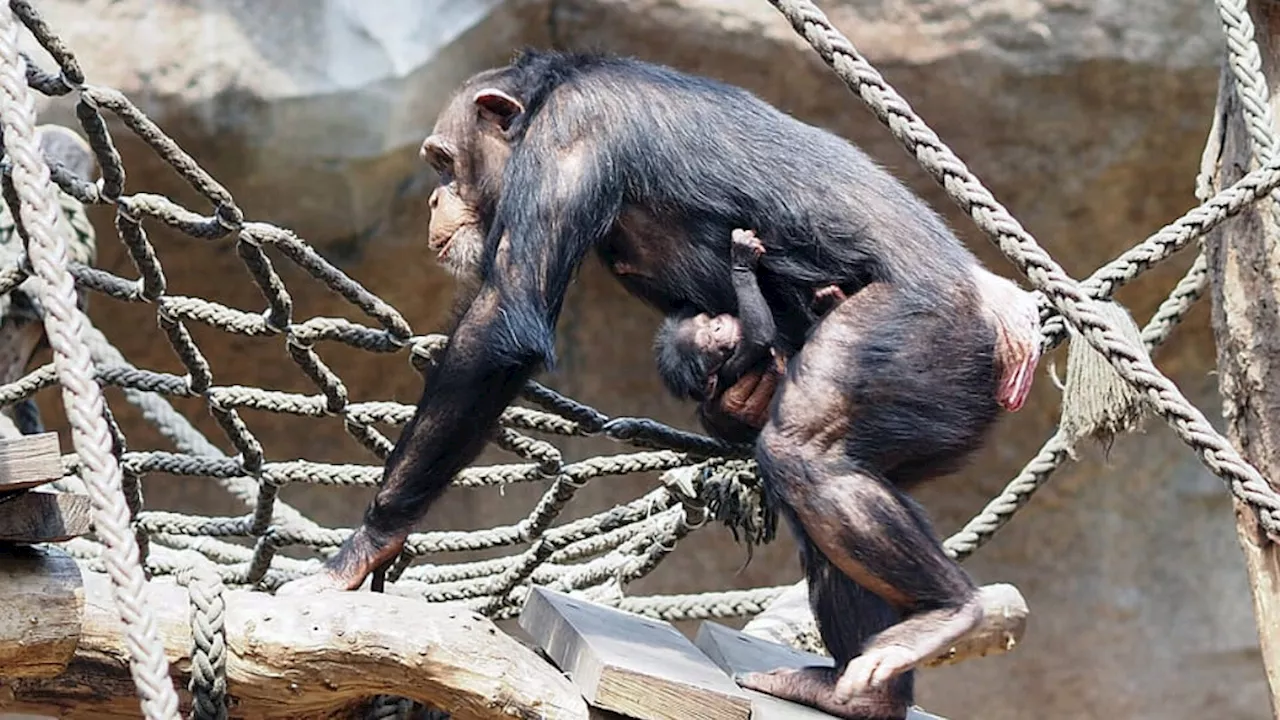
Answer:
[431, 234, 455, 260]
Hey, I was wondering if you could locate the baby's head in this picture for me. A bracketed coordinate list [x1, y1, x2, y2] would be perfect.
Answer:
[654, 311, 743, 402]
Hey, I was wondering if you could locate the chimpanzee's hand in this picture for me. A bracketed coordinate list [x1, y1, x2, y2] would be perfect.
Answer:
[704, 367, 776, 432]
[731, 229, 766, 269]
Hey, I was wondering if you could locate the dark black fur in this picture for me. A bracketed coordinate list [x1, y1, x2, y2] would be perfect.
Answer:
[327, 48, 1001, 718]
[473, 49, 974, 360]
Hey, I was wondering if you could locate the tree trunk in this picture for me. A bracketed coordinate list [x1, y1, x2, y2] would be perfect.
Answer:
[1206, 5, 1280, 716]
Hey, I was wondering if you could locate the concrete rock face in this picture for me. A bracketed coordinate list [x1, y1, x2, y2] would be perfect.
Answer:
[20, 0, 1269, 718]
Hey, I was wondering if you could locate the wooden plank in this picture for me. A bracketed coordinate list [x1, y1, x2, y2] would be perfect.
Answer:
[694, 621, 835, 720]
[0, 433, 62, 491]
[0, 545, 83, 679]
[519, 586, 752, 720]
[695, 620, 833, 676]
[694, 622, 946, 720]
[0, 490, 91, 543]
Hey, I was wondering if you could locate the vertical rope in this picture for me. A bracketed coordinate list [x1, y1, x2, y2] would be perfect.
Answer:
[0, 3, 179, 717]
[1216, 0, 1279, 165]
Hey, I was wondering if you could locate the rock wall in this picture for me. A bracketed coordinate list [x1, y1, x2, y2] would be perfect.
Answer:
[19, 1, 1271, 718]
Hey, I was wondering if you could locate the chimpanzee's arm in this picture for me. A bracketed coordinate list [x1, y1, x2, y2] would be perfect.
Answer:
[372, 149, 609, 525]
[290, 141, 614, 592]
[718, 231, 776, 383]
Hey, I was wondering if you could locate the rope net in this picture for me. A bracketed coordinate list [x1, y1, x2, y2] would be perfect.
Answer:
[0, 0, 1277, 718]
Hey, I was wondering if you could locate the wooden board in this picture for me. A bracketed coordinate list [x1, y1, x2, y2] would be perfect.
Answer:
[0, 490, 91, 543]
[0, 433, 62, 491]
[695, 620, 833, 676]
[694, 622, 946, 720]
[519, 586, 752, 720]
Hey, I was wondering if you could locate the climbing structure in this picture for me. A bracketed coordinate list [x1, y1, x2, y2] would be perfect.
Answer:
[1, 0, 1279, 718]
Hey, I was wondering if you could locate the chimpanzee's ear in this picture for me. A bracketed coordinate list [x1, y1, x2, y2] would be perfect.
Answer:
[473, 88, 524, 131]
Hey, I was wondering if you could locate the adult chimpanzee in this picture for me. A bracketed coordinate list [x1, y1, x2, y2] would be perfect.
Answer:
[278, 49, 1042, 719]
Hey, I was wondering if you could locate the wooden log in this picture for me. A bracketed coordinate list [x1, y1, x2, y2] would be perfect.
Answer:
[0, 490, 92, 544]
[0, 545, 83, 679]
[920, 583, 1028, 667]
[519, 586, 753, 720]
[740, 581, 1029, 668]
[0, 433, 61, 492]
[693, 622, 945, 720]
[1204, 12, 1280, 714]
[0, 566, 589, 720]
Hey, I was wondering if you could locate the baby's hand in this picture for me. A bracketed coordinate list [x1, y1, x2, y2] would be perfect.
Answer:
[731, 229, 765, 267]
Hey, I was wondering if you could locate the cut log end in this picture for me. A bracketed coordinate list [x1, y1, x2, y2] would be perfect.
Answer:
[0, 545, 83, 679]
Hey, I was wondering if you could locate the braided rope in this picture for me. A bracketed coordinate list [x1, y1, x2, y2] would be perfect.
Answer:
[942, 251, 1210, 560]
[769, 0, 1280, 542]
[0, 3, 178, 718]
[177, 556, 229, 720]
[1036, 153, 1280, 348]
[1216, 0, 1278, 164]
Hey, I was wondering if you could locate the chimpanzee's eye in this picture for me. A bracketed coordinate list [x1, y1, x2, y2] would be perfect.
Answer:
[428, 149, 453, 174]
[420, 138, 456, 176]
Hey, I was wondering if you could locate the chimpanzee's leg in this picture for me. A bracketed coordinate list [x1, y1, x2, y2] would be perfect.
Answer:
[788, 457, 981, 701]
[737, 497, 911, 719]
[737, 282, 995, 717]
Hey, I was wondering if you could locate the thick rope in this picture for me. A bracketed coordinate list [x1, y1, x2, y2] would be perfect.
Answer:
[176, 555, 229, 720]
[942, 252, 1210, 560]
[768, 0, 1280, 543]
[0, 2, 179, 718]
[1216, 0, 1278, 164]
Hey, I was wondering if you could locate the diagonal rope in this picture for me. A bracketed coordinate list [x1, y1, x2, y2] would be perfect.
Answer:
[768, 0, 1280, 543]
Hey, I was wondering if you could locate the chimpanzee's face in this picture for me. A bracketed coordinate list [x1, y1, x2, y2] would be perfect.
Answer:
[677, 312, 742, 370]
[419, 81, 524, 279]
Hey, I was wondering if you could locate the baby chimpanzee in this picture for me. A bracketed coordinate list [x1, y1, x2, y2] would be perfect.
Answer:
[655, 229, 843, 441]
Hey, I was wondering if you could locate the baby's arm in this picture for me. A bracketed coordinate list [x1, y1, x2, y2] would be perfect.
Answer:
[719, 230, 776, 383]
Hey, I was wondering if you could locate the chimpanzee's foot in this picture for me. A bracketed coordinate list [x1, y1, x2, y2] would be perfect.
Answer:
[275, 569, 353, 595]
[833, 598, 983, 702]
[833, 646, 921, 700]
[736, 666, 906, 720]
[276, 526, 405, 596]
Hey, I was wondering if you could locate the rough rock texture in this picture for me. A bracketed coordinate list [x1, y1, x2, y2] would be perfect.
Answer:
[14, 0, 1270, 718]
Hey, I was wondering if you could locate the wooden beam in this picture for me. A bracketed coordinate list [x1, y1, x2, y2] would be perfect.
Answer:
[0, 558, 589, 720]
[519, 586, 752, 720]
[741, 582, 1029, 669]
[0, 433, 61, 492]
[0, 545, 83, 679]
[693, 622, 945, 720]
[0, 490, 91, 544]
[1204, 6, 1280, 716]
